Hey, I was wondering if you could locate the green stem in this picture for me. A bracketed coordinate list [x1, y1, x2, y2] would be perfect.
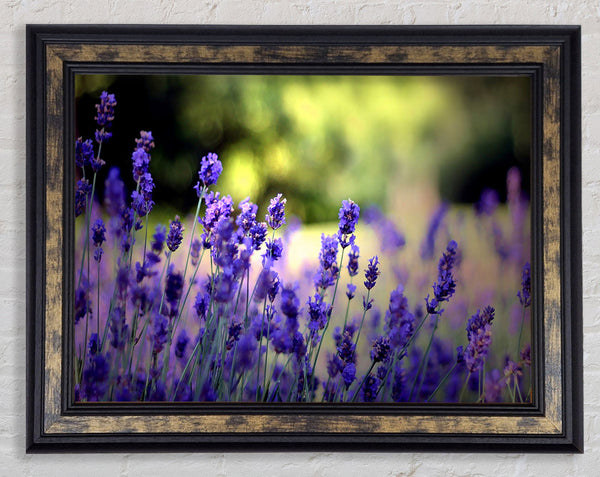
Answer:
[351, 361, 376, 402]
[410, 314, 439, 401]
[425, 361, 457, 403]
[459, 372, 471, 402]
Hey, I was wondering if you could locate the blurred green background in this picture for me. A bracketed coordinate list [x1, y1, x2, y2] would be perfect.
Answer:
[75, 74, 530, 223]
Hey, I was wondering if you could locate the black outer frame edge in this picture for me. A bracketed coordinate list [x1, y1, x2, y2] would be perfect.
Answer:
[26, 25, 46, 453]
[26, 24, 580, 46]
[561, 26, 583, 453]
[25, 24, 583, 453]
[25, 433, 582, 454]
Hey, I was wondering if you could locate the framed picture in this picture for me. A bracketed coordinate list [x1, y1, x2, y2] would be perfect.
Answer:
[26, 25, 582, 452]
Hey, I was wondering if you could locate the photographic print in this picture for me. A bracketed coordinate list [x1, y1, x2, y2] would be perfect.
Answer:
[73, 74, 532, 404]
[27, 25, 581, 452]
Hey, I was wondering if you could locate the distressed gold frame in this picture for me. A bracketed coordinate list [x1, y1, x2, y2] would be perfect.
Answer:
[26, 25, 582, 452]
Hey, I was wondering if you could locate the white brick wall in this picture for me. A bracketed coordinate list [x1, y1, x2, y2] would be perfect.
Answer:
[1, 1, 596, 475]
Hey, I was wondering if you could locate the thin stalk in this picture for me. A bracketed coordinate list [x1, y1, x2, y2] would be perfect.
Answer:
[459, 372, 471, 402]
[310, 247, 346, 382]
[425, 361, 457, 403]
[96, 260, 101, 338]
[353, 288, 371, 352]
[262, 314, 272, 396]
[351, 361, 376, 402]
[255, 297, 268, 401]
[516, 306, 526, 359]
[409, 314, 439, 401]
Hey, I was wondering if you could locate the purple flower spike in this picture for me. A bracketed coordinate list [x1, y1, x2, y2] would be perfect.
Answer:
[342, 363, 356, 388]
[476, 189, 499, 216]
[384, 285, 415, 351]
[75, 138, 94, 168]
[346, 243, 360, 277]
[464, 306, 495, 374]
[104, 168, 125, 218]
[346, 283, 357, 300]
[518, 262, 531, 308]
[196, 152, 222, 189]
[94, 91, 117, 143]
[425, 240, 459, 315]
[132, 148, 151, 182]
[266, 193, 286, 230]
[337, 199, 360, 248]
[166, 215, 185, 252]
[135, 130, 155, 153]
[364, 256, 380, 290]
[91, 219, 106, 247]
[370, 336, 391, 363]
[263, 237, 283, 266]
[75, 179, 91, 217]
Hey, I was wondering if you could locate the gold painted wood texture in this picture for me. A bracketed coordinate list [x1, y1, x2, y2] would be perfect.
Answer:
[40, 42, 563, 437]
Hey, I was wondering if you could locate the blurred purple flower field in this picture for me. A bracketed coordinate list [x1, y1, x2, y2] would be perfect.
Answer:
[74, 91, 532, 404]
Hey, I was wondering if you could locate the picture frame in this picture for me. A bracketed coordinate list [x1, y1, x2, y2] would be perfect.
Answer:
[26, 25, 582, 452]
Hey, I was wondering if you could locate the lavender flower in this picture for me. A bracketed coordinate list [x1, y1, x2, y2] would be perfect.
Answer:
[109, 307, 129, 351]
[165, 265, 184, 315]
[464, 306, 495, 374]
[152, 312, 169, 355]
[146, 224, 166, 265]
[364, 205, 405, 253]
[370, 336, 391, 363]
[518, 262, 531, 308]
[103, 168, 125, 219]
[254, 268, 279, 303]
[82, 353, 110, 401]
[384, 285, 415, 351]
[237, 333, 258, 371]
[249, 222, 268, 250]
[74, 278, 91, 324]
[201, 192, 234, 240]
[346, 283, 357, 300]
[280, 285, 300, 320]
[135, 130, 155, 153]
[91, 219, 106, 262]
[211, 270, 237, 303]
[132, 148, 151, 182]
[75, 138, 94, 168]
[336, 328, 356, 365]
[337, 199, 360, 248]
[236, 197, 258, 235]
[503, 359, 523, 385]
[75, 179, 91, 217]
[425, 240, 459, 314]
[342, 363, 356, 388]
[94, 91, 117, 143]
[175, 330, 189, 359]
[363, 256, 380, 290]
[195, 152, 222, 189]
[166, 215, 185, 252]
[266, 193, 286, 230]
[314, 234, 340, 290]
[91, 219, 106, 247]
[263, 237, 283, 265]
[307, 293, 331, 336]
[346, 243, 360, 277]
[475, 189, 499, 216]
[420, 202, 448, 260]
[194, 292, 210, 321]
[190, 238, 202, 266]
[360, 374, 380, 402]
